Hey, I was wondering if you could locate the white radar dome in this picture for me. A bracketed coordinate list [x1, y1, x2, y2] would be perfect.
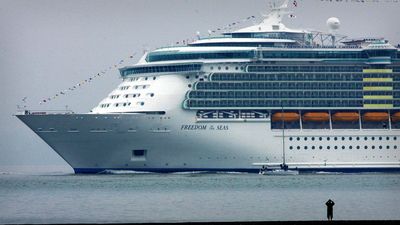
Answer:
[327, 17, 340, 31]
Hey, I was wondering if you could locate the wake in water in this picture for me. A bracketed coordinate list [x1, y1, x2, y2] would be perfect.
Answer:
[97, 170, 155, 175]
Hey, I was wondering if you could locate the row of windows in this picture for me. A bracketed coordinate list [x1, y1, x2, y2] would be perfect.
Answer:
[101, 102, 146, 108]
[190, 91, 398, 99]
[119, 85, 150, 91]
[189, 91, 377, 99]
[196, 82, 368, 90]
[289, 136, 398, 142]
[186, 99, 400, 108]
[247, 65, 364, 73]
[121, 64, 202, 76]
[145, 50, 394, 62]
[289, 145, 398, 150]
[261, 51, 368, 59]
[147, 51, 254, 62]
[211, 73, 398, 82]
[110, 93, 156, 99]
[212, 73, 363, 81]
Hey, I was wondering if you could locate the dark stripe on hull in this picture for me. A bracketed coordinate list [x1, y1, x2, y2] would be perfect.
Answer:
[74, 167, 400, 174]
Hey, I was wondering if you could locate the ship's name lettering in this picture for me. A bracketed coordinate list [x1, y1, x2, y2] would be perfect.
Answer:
[181, 124, 229, 131]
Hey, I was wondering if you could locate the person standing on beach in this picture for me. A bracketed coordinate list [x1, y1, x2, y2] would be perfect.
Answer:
[326, 199, 335, 221]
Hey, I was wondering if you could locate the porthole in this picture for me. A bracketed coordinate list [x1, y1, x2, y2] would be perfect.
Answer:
[289, 137, 293, 141]
[123, 103, 127, 107]
[371, 137, 375, 141]
[327, 137, 330, 141]
[289, 146, 293, 150]
[364, 137, 368, 141]
[319, 137, 322, 141]
[386, 137, 390, 141]
[311, 137, 315, 141]
[349, 137, 353, 141]
[356, 137, 360, 141]
[186, 76, 190, 79]
[297, 146, 301, 150]
[304, 137, 308, 141]
[218, 67, 221, 70]
[394, 137, 397, 141]
[133, 94, 136, 97]
[312, 146, 315, 150]
[379, 145, 383, 149]
[356, 146, 360, 150]
[188, 84, 192, 88]
[364, 146, 368, 149]
[240, 66, 244, 70]
[319, 146, 323, 150]
[386, 146, 390, 149]
[334, 146, 338, 150]
[342, 146, 345, 150]
[195, 75, 199, 79]
[342, 137, 345, 141]
[141, 102, 144, 106]
[334, 137, 338, 141]
[304, 146, 308, 150]
[297, 137, 300, 141]
[394, 146, 398, 149]
[145, 77, 148, 81]
[225, 66, 229, 70]
[235, 67, 239, 70]
[327, 146, 331, 150]
[372, 146, 375, 150]
[379, 137, 383, 141]
[349, 146, 353, 150]
[150, 93, 154, 97]
[210, 66, 214, 70]
[153, 77, 156, 80]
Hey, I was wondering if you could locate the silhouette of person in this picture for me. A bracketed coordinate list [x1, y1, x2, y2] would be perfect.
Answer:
[326, 199, 335, 221]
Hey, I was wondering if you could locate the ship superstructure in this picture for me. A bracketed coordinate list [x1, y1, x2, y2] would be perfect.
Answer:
[17, 1, 400, 173]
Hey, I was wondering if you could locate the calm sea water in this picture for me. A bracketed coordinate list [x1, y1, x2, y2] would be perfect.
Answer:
[1, 168, 400, 224]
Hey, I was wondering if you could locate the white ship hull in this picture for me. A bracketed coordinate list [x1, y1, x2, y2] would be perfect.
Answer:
[17, 112, 400, 173]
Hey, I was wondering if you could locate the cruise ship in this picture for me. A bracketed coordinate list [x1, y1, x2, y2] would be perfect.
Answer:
[17, 1, 400, 173]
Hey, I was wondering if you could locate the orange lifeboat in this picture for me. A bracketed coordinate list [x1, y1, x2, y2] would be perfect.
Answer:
[272, 112, 300, 122]
[302, 112, 330, 122]
[363, 112, 389, 122]
[332, 112, 359, 122]
[391, 112, 400, 122]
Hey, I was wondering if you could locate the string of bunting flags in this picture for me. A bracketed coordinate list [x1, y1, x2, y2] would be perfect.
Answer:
[38, 53, 137, 105]
[320, 0, 399, 3]
[38, 14, 264, 105]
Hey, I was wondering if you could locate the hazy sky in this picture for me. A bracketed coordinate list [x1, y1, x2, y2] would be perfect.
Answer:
[1, 0, 399, 169]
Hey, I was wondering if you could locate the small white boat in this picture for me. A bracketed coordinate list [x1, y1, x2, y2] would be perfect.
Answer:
[260, 169, 299, 176]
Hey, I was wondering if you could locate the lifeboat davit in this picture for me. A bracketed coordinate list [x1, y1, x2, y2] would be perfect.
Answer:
[272, 112, 300, 122]
[332, 112, 359, 122]
[363, 112, 389, 122]
[302, 112, 330, 122]
[391, 112, 400, 122]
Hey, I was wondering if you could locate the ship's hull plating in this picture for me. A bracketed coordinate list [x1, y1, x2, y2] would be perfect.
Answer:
[17, 113, 400, 173]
